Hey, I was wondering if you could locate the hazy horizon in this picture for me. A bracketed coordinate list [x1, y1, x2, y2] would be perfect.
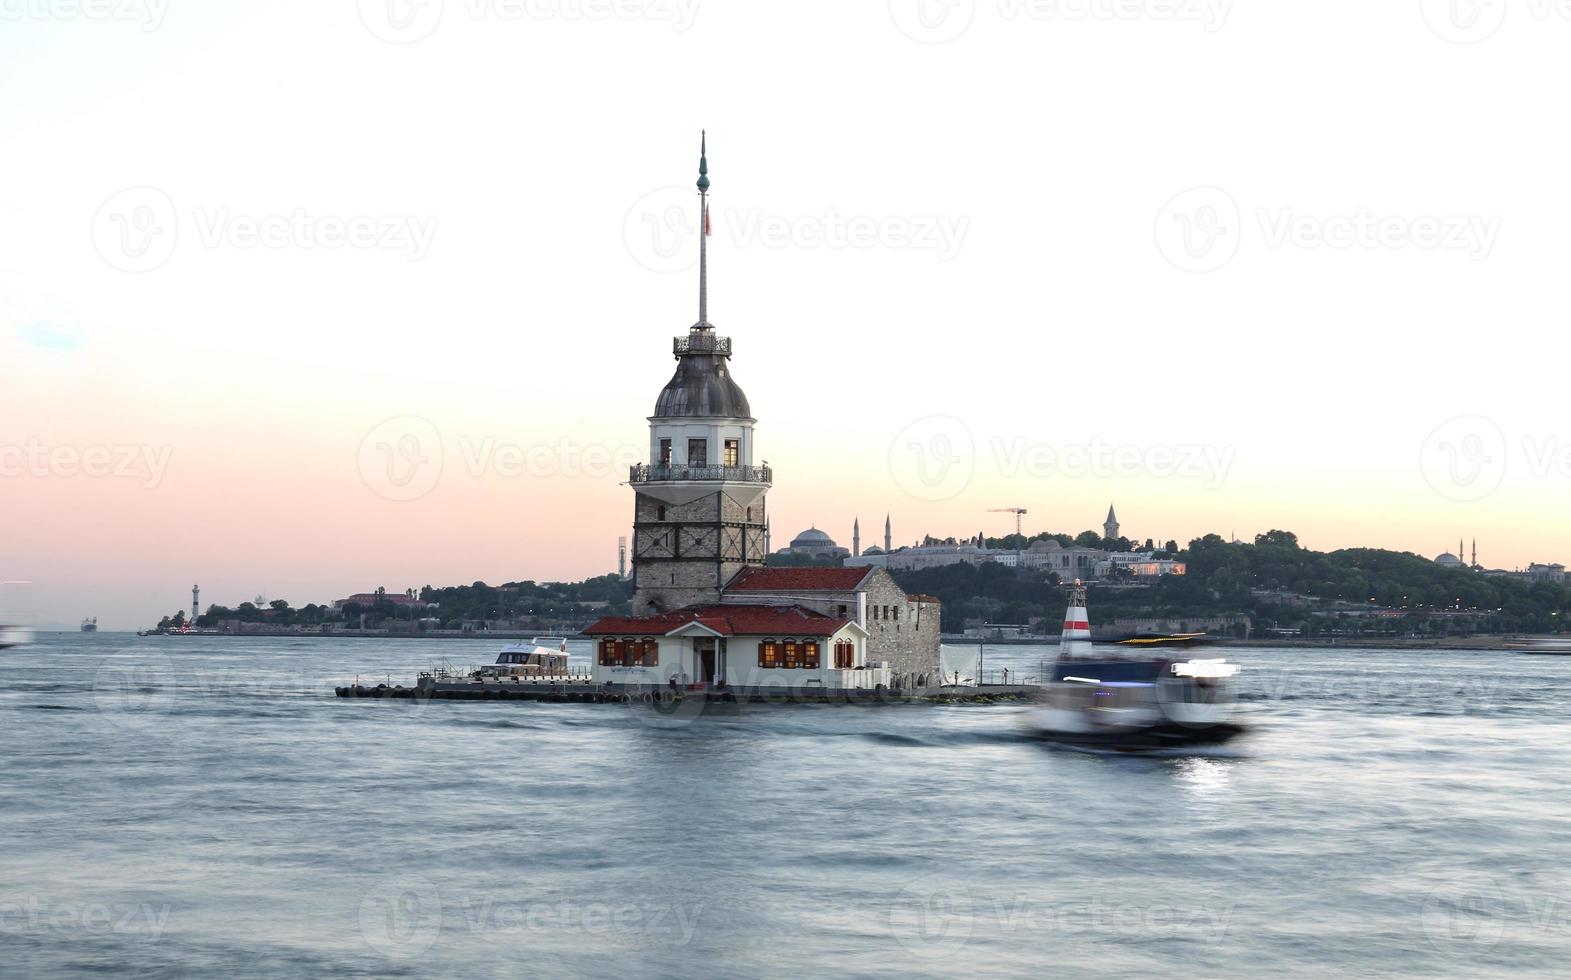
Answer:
[6, 3, 1567, 630]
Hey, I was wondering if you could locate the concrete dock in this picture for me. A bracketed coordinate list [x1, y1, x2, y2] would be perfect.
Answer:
[334, 677, 1040, 705]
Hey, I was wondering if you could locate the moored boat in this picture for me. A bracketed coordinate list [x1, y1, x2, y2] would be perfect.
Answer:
[471, 636, 573, 680]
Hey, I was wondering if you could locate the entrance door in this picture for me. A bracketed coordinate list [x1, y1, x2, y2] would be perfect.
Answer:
[694, 639, 717, 686]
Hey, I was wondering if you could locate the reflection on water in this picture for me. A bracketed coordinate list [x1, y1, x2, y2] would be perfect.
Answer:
[1174, 756, 1235, 802]
[2, 635, 1569, 978]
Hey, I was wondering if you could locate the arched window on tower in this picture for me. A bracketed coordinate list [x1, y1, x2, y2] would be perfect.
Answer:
[657, 505, 667, 521]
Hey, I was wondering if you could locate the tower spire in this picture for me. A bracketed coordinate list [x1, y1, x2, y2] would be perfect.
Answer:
[697, 130, 711, 329]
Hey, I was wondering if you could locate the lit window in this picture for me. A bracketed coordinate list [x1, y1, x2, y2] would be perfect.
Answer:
[803, 641, 820, 669]
[724, 439, 739, 467]
[758, 639, 779, 668]
[599, 638, 618, 666]
[783, 640, 800, 669]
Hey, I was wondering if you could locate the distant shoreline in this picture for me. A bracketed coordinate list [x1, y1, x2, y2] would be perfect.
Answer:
[80, 630, 1571, 653]
[945, 634, 1569, 652]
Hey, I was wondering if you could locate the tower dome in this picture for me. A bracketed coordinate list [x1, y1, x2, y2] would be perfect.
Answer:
[653, 332, 752, 419]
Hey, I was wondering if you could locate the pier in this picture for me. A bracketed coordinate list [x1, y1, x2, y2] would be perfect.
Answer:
[334, 676, 1040, 705]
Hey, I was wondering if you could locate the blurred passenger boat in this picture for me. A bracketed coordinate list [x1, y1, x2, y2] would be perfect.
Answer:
[1026, 582, 1246, 753]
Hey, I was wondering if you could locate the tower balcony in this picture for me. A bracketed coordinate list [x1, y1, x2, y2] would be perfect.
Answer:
[674, 333, 732, 357]
[631, 463, 772, 486]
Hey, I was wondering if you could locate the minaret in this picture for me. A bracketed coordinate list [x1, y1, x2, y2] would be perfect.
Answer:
[192, 584, 199, 621]
[884, 514, 892, 553]
[1103, 504, 1120, 542]
[630, 132, 770, 614]
[1472, 539, 1478, 569]
[853, 517, 861, 557]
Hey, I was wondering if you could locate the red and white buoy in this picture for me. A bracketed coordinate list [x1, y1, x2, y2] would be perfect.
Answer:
[1060, 579, 1091, 658]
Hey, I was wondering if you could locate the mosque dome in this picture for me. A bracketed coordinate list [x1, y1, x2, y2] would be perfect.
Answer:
[1433, 552, 1463, 567]
[790, 527, 836, 549]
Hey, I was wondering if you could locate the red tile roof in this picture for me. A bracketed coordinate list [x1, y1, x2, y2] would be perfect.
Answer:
[585, 604, 851, 637]
[724, 566, 872, 592]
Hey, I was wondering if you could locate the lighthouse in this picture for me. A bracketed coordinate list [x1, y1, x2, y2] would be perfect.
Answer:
[628, 134, 771, 613]
[1060, 580, 1092, 658]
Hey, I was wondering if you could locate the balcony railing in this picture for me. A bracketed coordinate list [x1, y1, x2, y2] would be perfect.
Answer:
[631, 463, 772, 485]
[673, 333, 732, 356]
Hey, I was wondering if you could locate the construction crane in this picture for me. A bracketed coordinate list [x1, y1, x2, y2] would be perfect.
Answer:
[988, 507, 1028, 539]
[988, 508, 1029, 569]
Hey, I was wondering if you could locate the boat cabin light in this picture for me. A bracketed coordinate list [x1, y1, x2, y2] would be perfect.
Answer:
[1171, 660, 1240, 678]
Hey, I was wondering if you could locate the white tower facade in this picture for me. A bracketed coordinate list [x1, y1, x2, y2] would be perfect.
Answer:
[630, 135, 770, 613]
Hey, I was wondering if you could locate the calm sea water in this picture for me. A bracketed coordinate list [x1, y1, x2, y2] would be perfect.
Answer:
[2, 633, 1568, 978]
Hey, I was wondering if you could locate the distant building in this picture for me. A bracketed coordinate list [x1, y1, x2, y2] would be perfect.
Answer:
[333, 592, 432, 611]
[1099, 553, 1187, 579]
[1018, 539, 1107, 578]
[1103, 504, 1120, 542]
[776, 527, 850, 562]
[883, 536, 994, 571]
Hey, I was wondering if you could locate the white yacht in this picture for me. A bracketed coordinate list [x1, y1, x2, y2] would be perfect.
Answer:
[471, 637, 573, 680]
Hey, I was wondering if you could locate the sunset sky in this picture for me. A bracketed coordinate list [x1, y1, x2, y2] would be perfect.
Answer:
[4, 3, 1568, 629]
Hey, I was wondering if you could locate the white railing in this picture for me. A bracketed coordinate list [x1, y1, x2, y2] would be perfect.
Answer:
[824, 667, 893, 690]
